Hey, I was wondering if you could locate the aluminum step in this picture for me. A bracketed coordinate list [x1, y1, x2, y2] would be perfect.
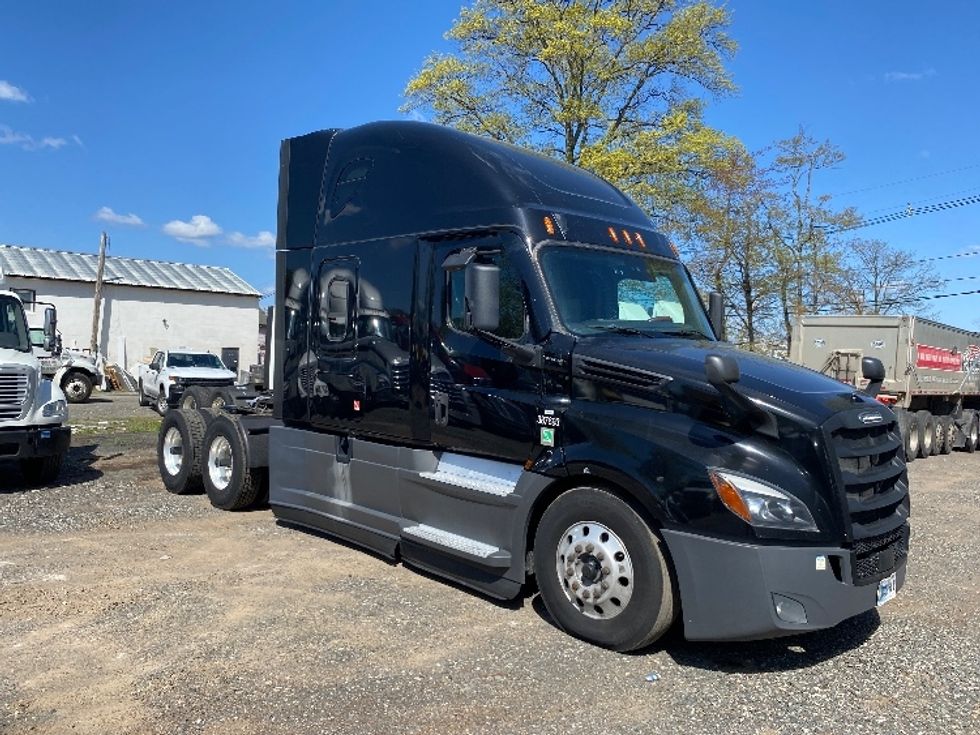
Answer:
[402, 524, 503, 561]
[418, 453, 521, 498]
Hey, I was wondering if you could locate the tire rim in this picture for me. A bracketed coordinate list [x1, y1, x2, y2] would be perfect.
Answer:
[908, 427, 919, 456]
[207, 435, 233, 491]
[162, 427, 183, 476]
[64, 377, 87, 400]
[158, 392, 168, 413]
[971, 420, 979, 445]
[211, 396, 226, 409]
[182, 395, 198, 409]
[556, 521, 633, 620]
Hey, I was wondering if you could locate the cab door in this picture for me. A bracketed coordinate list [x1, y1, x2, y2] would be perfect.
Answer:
[428, 235, 541, 462]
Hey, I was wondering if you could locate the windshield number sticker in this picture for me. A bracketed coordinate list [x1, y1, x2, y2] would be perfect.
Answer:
[540, 427, 555, 447]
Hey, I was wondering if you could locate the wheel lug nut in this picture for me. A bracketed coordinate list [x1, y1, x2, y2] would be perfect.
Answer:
[575, 544, 583, 553]
[565, 567, 574, 577]
[571, 581, 580, 591]
[601, 581, 609, 590]
[602, 566, 610, 575]
[586, 543, 595, 553]
[582, 590, 590, 599]
[596, 552, 605, 561]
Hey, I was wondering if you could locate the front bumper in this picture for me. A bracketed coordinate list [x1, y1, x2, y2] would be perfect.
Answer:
[662, 529, 907, 641]
[0, 425, 72, 460]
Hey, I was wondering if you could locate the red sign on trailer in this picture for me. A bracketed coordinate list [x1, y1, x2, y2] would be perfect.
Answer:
[916, 344, 964, 372]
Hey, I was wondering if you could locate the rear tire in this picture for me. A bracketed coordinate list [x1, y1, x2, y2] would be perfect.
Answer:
[896, 409, 915, 462]
[916, 410, 934, 458]
[533, 486, 676, 652]
[138, 381, 150, 407]
[209, 387, 238, 409]
[20, 454, 63, 486]
[938, 415, 954, 454]
[965, 413, 979, 453]
[201, 414, 262, 510]
[157, 409, 207, 494]
[156, 387, 170, 415]
[62, 371, 93, 403]
[180, 386, 210, 410]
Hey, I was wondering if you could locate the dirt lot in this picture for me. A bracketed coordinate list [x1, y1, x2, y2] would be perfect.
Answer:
[1, 393, 978, 734]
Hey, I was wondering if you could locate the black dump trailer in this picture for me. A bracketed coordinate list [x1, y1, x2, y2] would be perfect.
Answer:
[158, 121, 909, 651]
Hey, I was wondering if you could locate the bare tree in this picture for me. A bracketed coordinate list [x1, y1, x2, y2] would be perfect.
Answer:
[838, 239, 946, 315]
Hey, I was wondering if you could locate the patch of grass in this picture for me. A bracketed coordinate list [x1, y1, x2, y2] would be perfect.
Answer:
[71, 416, 163, 436]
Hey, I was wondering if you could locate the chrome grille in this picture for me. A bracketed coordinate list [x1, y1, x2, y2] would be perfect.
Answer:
[0, 368, 31, 420]
[390, 362, 410, 394]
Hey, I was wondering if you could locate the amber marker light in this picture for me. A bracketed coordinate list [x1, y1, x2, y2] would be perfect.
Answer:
[543, 216, 556, 236]
[621, 230, 633, 246]
[635, 232, 646, 248]
[709, 471, 751, 523]
[607, 226, 619, 243]
[669, 241, 680, 257]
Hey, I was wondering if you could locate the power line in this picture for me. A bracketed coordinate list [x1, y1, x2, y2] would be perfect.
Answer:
[832, 162, 980, 197]
[827, 193, 980, 234]
[860, 186, 980, 216]
[923, 249, 980, 262]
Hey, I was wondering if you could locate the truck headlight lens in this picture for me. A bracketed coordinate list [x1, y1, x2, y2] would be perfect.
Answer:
[42, 399, 67, 418]
[709, 470, 818, 532]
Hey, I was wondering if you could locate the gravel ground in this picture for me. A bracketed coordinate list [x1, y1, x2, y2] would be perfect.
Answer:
[1, 394, 978, 734]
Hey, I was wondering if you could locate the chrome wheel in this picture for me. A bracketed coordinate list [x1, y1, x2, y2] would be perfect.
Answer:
[64, 377, 87, 401]
[207, 435, 233, 491]
[556, 521, 634, 620]
[162, 427, 183, 476]
[157, 391, 169, 414]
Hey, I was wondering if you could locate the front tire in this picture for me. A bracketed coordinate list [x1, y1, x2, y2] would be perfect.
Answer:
[138, 381, 150, 406]
[533, 487, 676, 651]
[62, 371, 93, 403]
[938, 415, 954, 454]
[156, 386, 170, 415]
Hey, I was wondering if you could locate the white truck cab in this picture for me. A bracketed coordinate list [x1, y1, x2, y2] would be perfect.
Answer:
[137, 349, 237, 413]
[0, 289, 71, 484]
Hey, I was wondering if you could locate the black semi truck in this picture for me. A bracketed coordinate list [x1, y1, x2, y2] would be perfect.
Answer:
[157, 121, 909, 651]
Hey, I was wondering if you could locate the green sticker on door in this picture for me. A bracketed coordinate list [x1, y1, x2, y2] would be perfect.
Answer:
[540, 427, 555, 447]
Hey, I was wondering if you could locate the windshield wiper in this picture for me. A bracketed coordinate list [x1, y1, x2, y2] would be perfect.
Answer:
[660, 328, 710, 340]
[591, 325, 658, 338]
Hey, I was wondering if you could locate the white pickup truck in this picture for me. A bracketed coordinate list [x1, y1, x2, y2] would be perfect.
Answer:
[137, 349, 237, 413]
[0, 289, 70, 485]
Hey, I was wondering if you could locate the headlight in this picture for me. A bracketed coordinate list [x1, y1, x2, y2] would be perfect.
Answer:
[42, 399, 67, 419]
[709, 470, 818, 532]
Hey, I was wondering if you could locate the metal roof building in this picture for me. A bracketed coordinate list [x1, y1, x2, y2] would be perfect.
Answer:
[0, 244, 261, 379]
[0, 244, 260, 296]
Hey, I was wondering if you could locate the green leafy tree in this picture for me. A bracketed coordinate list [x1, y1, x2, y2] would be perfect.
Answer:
[403, 0, 740, 229]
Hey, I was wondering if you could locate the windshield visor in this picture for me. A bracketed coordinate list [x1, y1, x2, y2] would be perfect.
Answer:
[0, 296, 31, 352]
[539, 244, 714, 339]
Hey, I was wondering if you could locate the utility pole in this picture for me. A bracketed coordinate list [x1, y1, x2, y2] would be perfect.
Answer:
[90, 231, 108, 356]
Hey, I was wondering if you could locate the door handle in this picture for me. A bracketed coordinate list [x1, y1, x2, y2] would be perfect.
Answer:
[433, 390, 449, 427]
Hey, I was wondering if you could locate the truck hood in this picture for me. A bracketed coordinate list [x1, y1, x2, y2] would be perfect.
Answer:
[573, 335, 871, 427]
[168, 367, 236, 381]
[0, 348, 40, 371]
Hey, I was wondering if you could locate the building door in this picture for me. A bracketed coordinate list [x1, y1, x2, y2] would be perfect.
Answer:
[221, 347, 240, 374]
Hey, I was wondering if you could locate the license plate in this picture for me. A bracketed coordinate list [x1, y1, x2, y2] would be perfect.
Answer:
[876, 572, 897, 606]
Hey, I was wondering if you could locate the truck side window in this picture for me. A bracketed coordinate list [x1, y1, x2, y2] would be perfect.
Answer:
[448, 250, 526, 340]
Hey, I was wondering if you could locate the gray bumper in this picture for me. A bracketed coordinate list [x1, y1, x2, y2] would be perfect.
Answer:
[0, 425, 71, 460]
[662, 529, 907, 641]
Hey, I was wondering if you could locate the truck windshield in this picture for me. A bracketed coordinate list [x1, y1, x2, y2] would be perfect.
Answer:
[167, 353, 225, 369]
[0, 295, 31, 352]
[538, 244, 714, 339]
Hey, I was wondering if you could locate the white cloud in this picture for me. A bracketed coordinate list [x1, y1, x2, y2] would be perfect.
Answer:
[884, 68, 936, 82]
[162, 214, 222, 245]
[0, 124, 74, 151]
[227, 230, 275, 249]
[0, 80, 30, 102]
[95, 206, 145, 226]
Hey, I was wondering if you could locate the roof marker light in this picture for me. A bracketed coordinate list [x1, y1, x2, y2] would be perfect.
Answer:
[621, 230, 633, 246]
[635, 232, 646, 248]
[543, 216, 556, 236]
[607, 227, 619, 243]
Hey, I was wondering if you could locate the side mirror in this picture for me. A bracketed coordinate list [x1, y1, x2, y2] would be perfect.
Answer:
[705, 353, 740, 387]
[861, 356, 885, 398]
[43, 307, 57, 352]
[464, 262, 500, 332]
[708, 291, 724, 341]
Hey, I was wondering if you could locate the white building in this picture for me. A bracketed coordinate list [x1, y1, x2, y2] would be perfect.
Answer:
[0, 244, 261, 378]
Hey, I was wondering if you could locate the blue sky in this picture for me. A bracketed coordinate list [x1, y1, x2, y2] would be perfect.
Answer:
[2, 1, 978, 326]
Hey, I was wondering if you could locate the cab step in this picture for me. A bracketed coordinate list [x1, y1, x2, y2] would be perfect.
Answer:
[401, 524, 511, 568]
[417, 453, 521, 498]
